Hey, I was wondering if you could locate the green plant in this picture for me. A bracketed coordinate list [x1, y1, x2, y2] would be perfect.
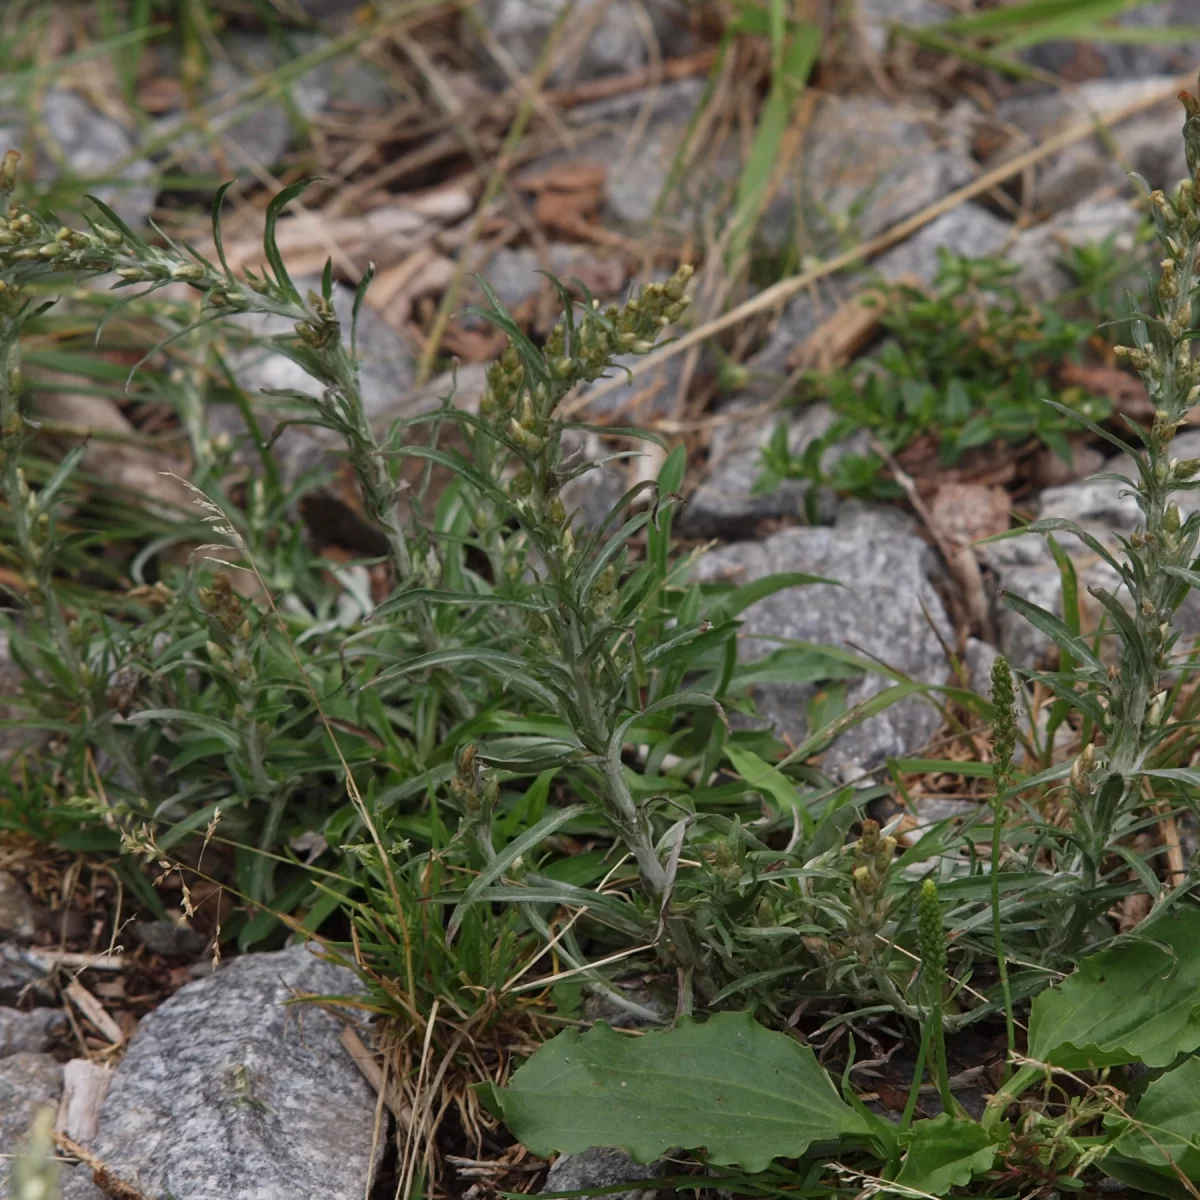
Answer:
[488, 73, 1200, 1200]
[988, 654, 1018, 1077]
[984, 83, 1200, 956]
[755, 249, 1110, 508]
[494, 907, 1200, 1196]
[0, 118, 966, 1131]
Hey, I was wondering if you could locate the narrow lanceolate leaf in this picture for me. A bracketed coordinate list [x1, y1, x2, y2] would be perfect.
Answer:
[704, 571, 838, 623]
[263, 179, 315, 300]
[446, 805, 585, 939]
[492, 1010, 868, 1170]
[1028, 909, 1200, 1069]
[725, 745, 813, 833]
[1001, 592, 1105, 674]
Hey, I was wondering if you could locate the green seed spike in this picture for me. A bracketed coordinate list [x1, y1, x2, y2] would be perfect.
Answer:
[918, 877, 946, 984]
[990, 655, 1017, 794]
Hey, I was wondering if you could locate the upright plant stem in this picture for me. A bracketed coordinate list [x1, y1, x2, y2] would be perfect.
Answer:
[989, 795, 1016, 1081]
[989, 655, 1017, 1076]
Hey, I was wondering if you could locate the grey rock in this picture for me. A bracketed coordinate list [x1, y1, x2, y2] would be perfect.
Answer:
[558, 430, 629, 530]
[751, 273, 859, 378]
[0, 1008, 66, 1056]
[61, 1163, 106, 1200]
[1008, 196, 1142, 304]
[479, 0, 691, 85]
[592, 82, 710, 229]
[133, 919, 210, 961]
[0, 89, 156, 227]
[682, 402, 863, 538]
[1039, 475, 1143, 531]
[786, 95, 976, 247]
[872, 203, 1012, 285]
[855, 0, 951, 54]
[988, 78, 1187, 216]
[906, 796, 982, 830]
[963, 637, 1000, 699]
[0, 946, 55, 1007]
[0, 871, 38, 940]
[0, 1053, 62, 1192]
[977, 434, 1200, 668]
[544, 1148, 663, 1200]
[979, 503, 1123, 670]
[79, 943, 378, 1200]
[693, 503, 953, 781]
[525, 79, 717, 237]
[156, 34, 391, 175]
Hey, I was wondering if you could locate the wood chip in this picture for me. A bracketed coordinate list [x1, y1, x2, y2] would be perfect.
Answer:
[65, 979, 125, 1045]
[517, 161, 607, 195]
[786, 282, 906, 373]
[34, 386, 193, 517]
[56, 1059, 114, 1143]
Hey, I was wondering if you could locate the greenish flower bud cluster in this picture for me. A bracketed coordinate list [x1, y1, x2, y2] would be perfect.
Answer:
[450, 742, 499, 821]
[847, 818, 896, 963]
[709, 827, 746, 890]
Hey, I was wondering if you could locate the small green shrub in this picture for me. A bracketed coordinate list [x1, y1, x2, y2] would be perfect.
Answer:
[756, 240, 1152, 507]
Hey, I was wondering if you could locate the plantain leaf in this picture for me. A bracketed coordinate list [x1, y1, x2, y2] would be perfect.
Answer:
[1105, 1054, 1200, 1185]
[895, 1114, 998, 1194]
[491, 1010, 868, 1169]
[1029, 909, 1200, 1069]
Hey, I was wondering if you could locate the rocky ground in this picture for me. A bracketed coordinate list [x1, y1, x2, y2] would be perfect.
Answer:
[3, 0, 1200, 1195]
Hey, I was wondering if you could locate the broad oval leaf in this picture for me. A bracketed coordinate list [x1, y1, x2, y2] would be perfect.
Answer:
[895, 1114, 998, 1195]
[1106, 1054, 1200, 1183]
[1029, 909, 1200, 1069]
[492, 1010, 868, 1170]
